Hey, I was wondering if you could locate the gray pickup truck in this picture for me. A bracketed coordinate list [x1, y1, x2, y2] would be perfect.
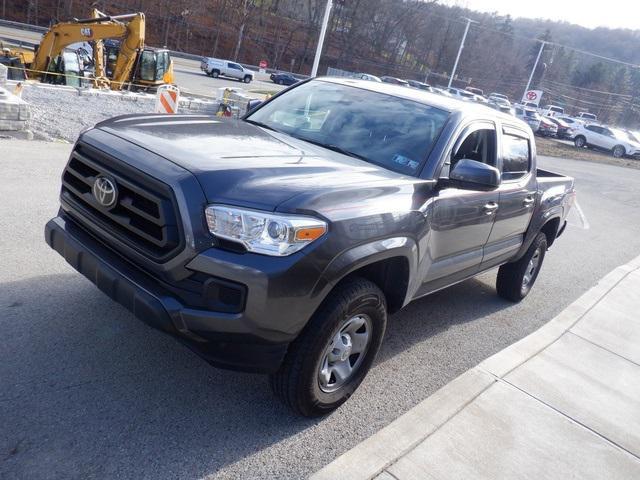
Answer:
[45, 78, 575, 416]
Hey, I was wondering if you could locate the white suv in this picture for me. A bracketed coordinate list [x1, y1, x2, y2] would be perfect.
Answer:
[539, 105, 564, 117]
[573, 124, 640, 158]
[200, 57, 255, 83]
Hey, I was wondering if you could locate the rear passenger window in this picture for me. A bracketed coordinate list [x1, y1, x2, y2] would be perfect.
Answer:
[502, 134, 530, 180]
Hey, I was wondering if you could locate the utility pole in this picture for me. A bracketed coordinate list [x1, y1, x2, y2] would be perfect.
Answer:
[448, 18, 475, 89]
[523, 41, 545, 100]
[311, 0, 333, 77]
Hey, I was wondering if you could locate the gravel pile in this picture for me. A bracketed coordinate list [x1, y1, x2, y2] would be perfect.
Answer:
[19, 84, 220, 142]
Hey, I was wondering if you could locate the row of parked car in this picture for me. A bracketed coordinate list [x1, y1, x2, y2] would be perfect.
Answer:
[357, 73, 640, 159]
[204, 63, 639, 160]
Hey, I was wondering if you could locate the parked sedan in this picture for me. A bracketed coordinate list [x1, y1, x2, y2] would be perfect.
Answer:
[546, 116, 574, 139]
[536, 116, 559, 137]
[270, 72, 299, 85]
[406, 79, 433, 91]
[380, 76, 409, 86]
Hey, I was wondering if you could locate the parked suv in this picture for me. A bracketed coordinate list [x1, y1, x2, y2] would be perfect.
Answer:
[201, 57, 254, 83]
[576, 112, 597, 121]
[45, 78, 575, 416]
[573, 124, 640, 158]
[539, 105, 564, 117]
[448, 87, 476, 101]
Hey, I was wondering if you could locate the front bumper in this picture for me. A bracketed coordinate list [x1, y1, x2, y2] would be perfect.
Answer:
[45, 215, 294, 373]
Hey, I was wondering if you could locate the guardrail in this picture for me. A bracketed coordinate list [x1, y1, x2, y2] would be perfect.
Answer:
[0, 18, 48, 33]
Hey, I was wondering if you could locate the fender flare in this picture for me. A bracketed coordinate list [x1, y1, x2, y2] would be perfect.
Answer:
[514, 206, 564, 261]
[310, 236, 419, 309]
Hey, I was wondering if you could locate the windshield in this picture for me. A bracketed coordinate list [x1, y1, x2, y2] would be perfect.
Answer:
[610, 128, 629, 140]
[246, 80, 450, 176]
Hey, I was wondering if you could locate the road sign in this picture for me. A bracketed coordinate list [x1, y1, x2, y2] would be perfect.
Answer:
[155, 85, 180, 114]
[522, 89, 543, 106]
[259, 60, 267, 69]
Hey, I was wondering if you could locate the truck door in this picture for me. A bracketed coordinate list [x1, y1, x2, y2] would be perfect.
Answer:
[420, 122, 500, 289]
[228, 62, 244, 79]
[482, 126, 536, 267]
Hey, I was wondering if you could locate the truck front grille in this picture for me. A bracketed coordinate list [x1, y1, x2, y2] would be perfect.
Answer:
[60, 142, 182, 262]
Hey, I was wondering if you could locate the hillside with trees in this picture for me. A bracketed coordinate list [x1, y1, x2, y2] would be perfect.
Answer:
[6, 0, 640, 126]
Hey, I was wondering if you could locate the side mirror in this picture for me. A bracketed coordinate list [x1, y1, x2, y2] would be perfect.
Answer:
[246, 99, 262, 113]
[449, 159, 500, 190]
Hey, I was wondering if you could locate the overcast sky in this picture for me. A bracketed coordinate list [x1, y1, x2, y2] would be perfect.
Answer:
[448, 0, 638, 30]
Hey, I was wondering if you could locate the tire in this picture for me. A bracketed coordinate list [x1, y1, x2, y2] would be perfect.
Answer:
[277, 79, 284, 85]
[496, 232, 547, 302]
[270, 277, 387, 417]
[243, 76, 252, 83]
[612, 145, 626, 158]
[210, 69, 220, 78]
[574, 135, 586, 148]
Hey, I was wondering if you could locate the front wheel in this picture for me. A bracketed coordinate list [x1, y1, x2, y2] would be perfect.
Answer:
[270, 277, 387, 417]
[210, 69, 220, 78]
[496, 233, 547, 302]
[243, 76, 252, 83]
[574, 135, 586, 148]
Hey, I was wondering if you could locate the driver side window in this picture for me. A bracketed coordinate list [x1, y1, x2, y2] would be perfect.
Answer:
[443, 127, 497, 177]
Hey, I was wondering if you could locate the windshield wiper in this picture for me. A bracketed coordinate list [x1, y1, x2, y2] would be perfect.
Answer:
[244, 119, 279, 133]
[289, 134, 370, 162]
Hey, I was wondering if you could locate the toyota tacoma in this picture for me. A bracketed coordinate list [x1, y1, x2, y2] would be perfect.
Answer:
[45, 78, 575, 416]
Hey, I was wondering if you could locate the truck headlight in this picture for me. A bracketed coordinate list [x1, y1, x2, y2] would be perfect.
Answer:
[205, 205, 327, 256]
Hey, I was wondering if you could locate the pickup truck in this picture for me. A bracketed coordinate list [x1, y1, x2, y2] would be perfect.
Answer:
[200, 57, 254, 83]
[45, 78, 575, 416]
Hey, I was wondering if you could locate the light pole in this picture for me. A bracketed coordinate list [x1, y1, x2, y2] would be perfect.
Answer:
[311, 0, 333, 77]
[523, 41, 546, 101]
[448, 18, 475, 89]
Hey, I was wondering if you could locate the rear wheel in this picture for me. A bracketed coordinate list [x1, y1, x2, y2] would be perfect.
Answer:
[496, 233, 547, 302]
[574, 135, 586, 148]
[613, 145, 626, 158]
[270, 277, 387, 417]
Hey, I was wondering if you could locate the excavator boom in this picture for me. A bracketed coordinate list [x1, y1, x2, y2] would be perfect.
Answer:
[30, 12, 146, 90]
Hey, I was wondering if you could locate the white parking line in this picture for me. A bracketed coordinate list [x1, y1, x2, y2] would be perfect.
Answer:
[571, 200, 590, 230]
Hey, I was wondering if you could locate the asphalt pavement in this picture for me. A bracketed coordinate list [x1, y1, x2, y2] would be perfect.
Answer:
[1, 140, 640, 479]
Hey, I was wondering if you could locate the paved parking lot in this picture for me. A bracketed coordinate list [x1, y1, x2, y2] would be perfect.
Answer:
[2, 140, 640, 479]
[172, 58, 287, 99]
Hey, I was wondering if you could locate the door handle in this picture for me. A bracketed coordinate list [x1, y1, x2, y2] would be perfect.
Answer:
[483, 202, 499, 215]
[523, 196, 535, 206]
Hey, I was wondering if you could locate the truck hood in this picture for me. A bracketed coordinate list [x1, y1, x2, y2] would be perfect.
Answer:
[94, 114, 409, 211]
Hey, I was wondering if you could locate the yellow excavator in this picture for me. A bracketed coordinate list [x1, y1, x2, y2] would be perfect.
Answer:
[0, 9, 173, 90]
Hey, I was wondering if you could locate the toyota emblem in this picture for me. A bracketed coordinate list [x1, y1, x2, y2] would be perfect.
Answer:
[92, 176, 118, 208]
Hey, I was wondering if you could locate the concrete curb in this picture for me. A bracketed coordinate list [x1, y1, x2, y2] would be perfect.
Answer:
[311, 253, 640, 480]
